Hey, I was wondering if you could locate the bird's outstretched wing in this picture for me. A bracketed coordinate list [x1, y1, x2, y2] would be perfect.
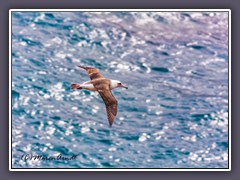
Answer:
[78, 65, 105, 80]
[92, 79, 118, 126]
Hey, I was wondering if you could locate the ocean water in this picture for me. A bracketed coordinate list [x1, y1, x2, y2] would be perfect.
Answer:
[11, 11, 229, 169]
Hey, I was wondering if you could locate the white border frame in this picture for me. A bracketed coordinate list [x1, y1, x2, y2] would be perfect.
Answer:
[9, 9, 231, 171]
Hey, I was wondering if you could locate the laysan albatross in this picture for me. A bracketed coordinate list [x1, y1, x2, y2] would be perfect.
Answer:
[71, 65, 128, 126]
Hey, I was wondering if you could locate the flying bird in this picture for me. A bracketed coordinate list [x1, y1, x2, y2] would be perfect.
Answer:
[71, 65, 128, 126]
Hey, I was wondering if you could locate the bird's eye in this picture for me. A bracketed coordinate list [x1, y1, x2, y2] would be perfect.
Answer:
[118, 83, 122, 85]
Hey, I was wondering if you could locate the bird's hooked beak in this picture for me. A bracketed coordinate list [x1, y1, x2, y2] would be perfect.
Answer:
[120, 84, 128, 89]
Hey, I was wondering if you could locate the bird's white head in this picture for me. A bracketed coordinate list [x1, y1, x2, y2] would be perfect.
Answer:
[110, 80, 128, 90]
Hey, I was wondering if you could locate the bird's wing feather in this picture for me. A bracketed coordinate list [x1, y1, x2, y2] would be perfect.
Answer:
[78, 65, 105, 80]
[93, 79, 118, 126]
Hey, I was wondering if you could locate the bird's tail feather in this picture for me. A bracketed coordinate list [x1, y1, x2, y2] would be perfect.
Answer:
[71, 83, 82, 89]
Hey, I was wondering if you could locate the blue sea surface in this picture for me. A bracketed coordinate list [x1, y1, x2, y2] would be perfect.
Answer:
[11, 11, 229, 168]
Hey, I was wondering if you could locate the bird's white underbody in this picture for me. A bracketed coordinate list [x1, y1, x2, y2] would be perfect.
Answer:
[81, 81, 97, 91]
[81, 79, 122, 91]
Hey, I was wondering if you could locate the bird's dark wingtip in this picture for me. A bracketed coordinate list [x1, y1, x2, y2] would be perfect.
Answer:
[78, 65, 85, 69]
[78, 65, 96, 70]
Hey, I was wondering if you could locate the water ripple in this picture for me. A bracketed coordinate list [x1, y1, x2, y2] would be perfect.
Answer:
[12, 11, 228, 168]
